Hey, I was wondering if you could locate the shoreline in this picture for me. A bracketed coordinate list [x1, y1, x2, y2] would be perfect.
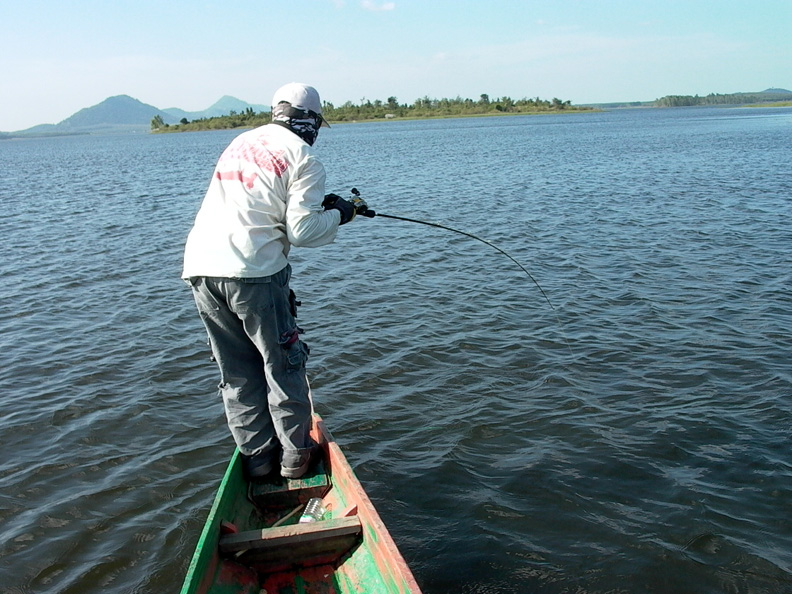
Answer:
[152, 107, 600, 134]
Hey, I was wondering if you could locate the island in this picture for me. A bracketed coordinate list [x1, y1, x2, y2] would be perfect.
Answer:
[150, 94, 594, 133]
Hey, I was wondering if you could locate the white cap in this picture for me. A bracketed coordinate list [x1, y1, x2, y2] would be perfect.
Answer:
[271, 82, 330, 127]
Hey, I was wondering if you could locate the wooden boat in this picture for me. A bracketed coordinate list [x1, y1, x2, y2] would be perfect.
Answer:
[180, 414, 423, 594]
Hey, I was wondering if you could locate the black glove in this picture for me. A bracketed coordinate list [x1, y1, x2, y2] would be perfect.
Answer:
[322, 193, 356, 224]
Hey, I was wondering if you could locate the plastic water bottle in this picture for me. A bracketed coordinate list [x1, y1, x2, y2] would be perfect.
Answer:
[299, 498, 326, 523]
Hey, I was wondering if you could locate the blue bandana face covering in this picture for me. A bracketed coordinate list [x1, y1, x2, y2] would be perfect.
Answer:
[271, 102, 322, 146]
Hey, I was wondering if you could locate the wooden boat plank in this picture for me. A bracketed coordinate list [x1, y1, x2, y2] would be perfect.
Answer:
[220, 516, 362, 553]
[316, 420, 421, 594]
[220, 516, 363, 572]
[180, 450, 260, 594]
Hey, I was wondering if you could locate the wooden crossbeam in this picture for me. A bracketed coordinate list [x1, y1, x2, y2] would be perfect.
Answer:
[218, 516, 362, 573]
[220, 516, 361, 553]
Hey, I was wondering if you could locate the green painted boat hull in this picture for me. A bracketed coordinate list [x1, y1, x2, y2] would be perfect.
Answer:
[180, 415, 422, 594]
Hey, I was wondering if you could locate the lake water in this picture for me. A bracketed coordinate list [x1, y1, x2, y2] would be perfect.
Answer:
[1, 106, 791, 594]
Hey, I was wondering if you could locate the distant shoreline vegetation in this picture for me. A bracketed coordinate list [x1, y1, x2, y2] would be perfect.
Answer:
[655, 89, 792, 107]
[4, 89, 788, 139]
[151, 94, 594, 133]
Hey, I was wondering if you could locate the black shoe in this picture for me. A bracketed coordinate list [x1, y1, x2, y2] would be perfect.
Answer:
[280, 444, 319, 479]
[243, 448, 279, 480]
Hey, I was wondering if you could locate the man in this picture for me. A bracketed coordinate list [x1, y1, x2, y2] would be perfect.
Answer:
[182, 83, 359, 480]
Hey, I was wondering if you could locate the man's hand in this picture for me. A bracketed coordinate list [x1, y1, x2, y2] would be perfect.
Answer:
[322, 193, 356, 224]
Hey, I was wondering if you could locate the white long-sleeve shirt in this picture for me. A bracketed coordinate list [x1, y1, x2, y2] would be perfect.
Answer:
[182, 124, 340, 278]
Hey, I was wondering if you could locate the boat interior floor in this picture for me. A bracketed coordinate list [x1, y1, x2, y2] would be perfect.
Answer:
[219, 458, 365, 582]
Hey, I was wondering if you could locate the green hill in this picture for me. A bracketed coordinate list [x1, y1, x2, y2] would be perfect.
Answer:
[60, 95, 166, 128]
[6, 95, 269, 136]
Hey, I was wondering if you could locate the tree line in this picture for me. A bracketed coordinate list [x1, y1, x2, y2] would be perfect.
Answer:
[152, 94, 590, 132]
[151, 108, 268, 132]
[323, 94, 585, 121]
[655, 91, 792, 107]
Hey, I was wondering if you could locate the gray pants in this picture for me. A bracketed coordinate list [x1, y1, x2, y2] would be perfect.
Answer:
[189, 265, 313, 461]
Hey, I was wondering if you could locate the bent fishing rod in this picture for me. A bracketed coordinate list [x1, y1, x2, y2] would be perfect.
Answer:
[347, 188, 557, 311]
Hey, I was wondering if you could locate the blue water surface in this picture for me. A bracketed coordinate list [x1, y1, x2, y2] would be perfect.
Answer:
[0, 106, 790, 594]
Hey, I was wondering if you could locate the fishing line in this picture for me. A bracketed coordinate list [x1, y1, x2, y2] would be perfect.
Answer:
[350, 188, 554, 310]
[366, 212, 556, 311]
[349, 189, 574, 357]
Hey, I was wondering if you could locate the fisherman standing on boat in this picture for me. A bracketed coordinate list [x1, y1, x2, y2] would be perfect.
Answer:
[182, 83, 359, 480]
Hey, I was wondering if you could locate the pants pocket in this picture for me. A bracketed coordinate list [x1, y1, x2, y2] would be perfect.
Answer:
[279, 327, 310, 372]
[285, 339, 309, 372]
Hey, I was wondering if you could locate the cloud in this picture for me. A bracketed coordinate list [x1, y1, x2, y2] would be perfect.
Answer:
[361, 1, 395, 11]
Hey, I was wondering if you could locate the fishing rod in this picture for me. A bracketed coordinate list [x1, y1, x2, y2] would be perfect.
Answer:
[347, 188, 556, 311]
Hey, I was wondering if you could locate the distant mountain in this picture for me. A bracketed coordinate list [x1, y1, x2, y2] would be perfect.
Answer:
[6, 94, 270, 136]
[163, 95, 269, 121]
[61, 95, 166, 128]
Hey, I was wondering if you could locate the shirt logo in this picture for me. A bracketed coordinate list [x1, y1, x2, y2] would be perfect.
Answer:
[215, 137, 290, 186]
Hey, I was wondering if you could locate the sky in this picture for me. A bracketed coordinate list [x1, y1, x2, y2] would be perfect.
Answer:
[1, 0, 790, 131]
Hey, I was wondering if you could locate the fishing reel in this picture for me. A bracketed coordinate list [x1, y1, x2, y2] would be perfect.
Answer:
[323, 189, 373, 224]
[349, 188, 376, 218]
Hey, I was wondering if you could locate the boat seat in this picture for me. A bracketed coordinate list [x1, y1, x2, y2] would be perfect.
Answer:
[219, 516, 362, 573]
